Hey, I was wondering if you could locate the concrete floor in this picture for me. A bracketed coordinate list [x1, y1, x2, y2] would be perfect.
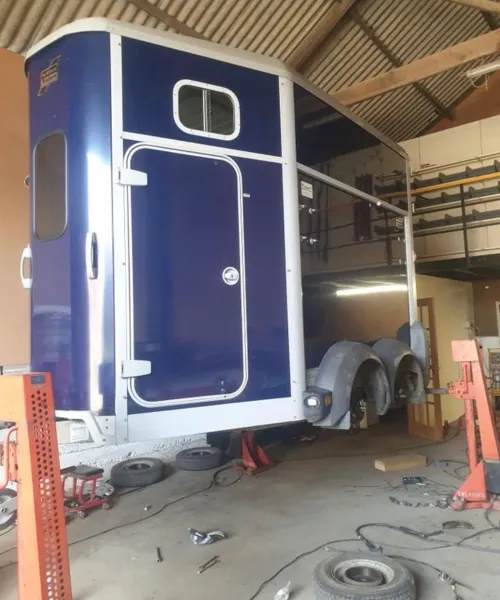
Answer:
[0, 423, 498, 599]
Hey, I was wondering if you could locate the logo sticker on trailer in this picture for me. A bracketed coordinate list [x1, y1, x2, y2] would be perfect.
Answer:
[38, 56, 60, 96]
[300, 181, 313, 199]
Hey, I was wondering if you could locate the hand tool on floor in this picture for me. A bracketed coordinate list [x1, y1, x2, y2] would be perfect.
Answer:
[189, 528, 226, 544]
[197, 555, 220, 574]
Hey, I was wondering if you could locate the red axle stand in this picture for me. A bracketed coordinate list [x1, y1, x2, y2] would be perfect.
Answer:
[448, 340, 500, 511]
[234, 431, 274, 475]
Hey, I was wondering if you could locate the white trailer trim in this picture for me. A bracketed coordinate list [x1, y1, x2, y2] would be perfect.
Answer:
[127, 396, 301, 441]
[25, 17, 406, 162]
[122, 131, 283, 164]
[110, 33, 129, 444]
[279, 77, 306, 408]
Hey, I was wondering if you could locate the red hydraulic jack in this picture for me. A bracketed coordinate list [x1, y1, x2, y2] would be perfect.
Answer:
[448, 340, 500, 511]
[233, 431, 274, 475]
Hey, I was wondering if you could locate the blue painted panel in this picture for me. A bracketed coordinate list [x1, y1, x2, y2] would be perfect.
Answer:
[240, 159, 291, 402]
[129, 148, 245, 403]
[121, 37, 281, 157]
[26, 32, 115, 415]
[27, 29, 289, 422]
[127, 155, 290, 414]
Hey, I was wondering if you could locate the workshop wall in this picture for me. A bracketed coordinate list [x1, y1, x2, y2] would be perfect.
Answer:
[324, 291, 408, 342]
[401, 116, 500, 263]
[417, 274, 474, 425]
[0, 48, 29, 365]
[472, 279, 500, 337]
[428, 71, 500, 134]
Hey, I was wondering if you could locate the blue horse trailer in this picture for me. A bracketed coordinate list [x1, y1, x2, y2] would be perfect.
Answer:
[22, 18, 423, 446]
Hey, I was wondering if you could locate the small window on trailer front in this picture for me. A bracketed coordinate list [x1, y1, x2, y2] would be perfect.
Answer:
[174, 80, 240, 141]
[34, 133, 67, 241]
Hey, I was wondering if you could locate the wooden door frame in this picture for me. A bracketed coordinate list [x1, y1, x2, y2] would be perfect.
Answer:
[408, 297, 443, 440]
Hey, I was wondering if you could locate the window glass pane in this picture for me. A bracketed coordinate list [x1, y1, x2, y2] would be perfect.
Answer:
[298, 175, 406, 274]
[208, 90, 235, 135]
[34, 133, 67, 241]
[294, 84, 408, 212]
[176, 84, 236, 137]
[299, 175, 409, 349]
[178, 85, 204, 131]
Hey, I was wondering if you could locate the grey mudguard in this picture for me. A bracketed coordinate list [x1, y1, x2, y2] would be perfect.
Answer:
[396, 321, 430, 385]
[313, 341, 391, 429]
[372, 339, 426, 405]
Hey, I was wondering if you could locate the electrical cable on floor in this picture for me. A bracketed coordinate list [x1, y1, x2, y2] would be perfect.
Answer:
[418, 477, 457, 491]
[386, 555, 469, 600]
[483, 496, 500, 531]
[0, 437, 479, 598]
[443, 469, 464, 481]
[0, 527, 13, 537]
[485, 503, 499, 530]
[246, 535, 471, 600]
[431, 459, 469, 482]
[356, 521, 500, 555]
[0, 464, 242, 566]
[436, 459, 468, 467]
[0, 457, 492, 600]
[246, 538, 359, 600]
[283, 428, 461, 462]
[344, 476, 457, 506]
[247, 516, 496, 600]
[454, 464, 469, 477]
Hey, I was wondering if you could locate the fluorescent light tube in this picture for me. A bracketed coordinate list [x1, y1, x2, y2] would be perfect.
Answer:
[336, 284, 408, 297]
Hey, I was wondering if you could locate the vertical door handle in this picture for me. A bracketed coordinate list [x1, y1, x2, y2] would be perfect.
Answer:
[20, 245, 32, 289]
[85, 232, 98, 280]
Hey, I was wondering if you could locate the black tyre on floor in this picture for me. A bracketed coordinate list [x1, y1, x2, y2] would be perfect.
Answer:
[175, 447, 223, 471]
[110, 457, 165, 488]
[313, 554, 416, 600]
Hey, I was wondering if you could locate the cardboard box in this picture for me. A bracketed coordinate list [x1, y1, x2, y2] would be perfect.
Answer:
[374, 453, 427, 472]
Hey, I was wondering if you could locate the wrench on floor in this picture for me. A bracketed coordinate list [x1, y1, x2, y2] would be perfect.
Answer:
[198, 555, 220, 574]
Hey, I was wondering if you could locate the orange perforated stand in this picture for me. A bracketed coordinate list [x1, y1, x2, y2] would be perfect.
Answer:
[0, 373, 72, 600]
[448, 341, 500, 511]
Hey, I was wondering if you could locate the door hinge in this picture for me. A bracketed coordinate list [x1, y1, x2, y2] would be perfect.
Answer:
[121, 360, 152, 378]
[118, 168, 148, 186]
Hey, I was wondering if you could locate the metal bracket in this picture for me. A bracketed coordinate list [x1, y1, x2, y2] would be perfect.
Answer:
[117, 168, 148, 186]
[55, 410, 115, 446]
[121, 360, 152, 378]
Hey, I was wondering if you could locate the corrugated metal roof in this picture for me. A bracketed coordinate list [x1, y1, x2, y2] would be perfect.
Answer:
[1, 0, 499, 141]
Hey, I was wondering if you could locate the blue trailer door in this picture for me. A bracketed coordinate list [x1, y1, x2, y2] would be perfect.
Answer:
[124, 145, 248, 408]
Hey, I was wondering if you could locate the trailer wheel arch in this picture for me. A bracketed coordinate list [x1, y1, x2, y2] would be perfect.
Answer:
[372, 339, 425, 407]
[396, 321, 430, 385]
[313, 341, 391, 427]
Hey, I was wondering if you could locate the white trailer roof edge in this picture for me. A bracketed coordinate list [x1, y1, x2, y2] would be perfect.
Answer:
[24, 17, 407, 161]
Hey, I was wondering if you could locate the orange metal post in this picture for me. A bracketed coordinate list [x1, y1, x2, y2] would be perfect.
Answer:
[0, 373, 72, 600]
[448, 340, 500, 511]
